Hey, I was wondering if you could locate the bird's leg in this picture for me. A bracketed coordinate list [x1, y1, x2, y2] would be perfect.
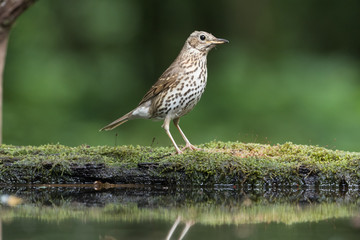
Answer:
[173, 118, 201, 151]
[162, 117, 183, 154]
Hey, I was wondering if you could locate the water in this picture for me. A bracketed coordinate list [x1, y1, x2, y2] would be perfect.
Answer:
[3, 218, 359, 240]
[1, 185, 359, 240]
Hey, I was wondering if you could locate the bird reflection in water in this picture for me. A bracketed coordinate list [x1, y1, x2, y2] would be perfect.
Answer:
[166, 216, 195, 240]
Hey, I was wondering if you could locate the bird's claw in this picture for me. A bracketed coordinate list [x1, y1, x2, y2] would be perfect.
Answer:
[171, 144, 200, 155]
[182, 144, 201, 151]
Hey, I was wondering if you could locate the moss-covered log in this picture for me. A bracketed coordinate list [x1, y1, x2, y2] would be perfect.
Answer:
[0, 141, 359, 188]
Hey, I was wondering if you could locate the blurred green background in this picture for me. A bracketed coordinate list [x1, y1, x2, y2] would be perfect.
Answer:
[3, 0, 360, 151]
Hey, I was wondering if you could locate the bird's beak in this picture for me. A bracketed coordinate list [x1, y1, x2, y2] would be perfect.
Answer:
[210, 38, 229, 44]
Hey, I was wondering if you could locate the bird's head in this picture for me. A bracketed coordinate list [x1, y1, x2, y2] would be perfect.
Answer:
[186, 31, 229, 53]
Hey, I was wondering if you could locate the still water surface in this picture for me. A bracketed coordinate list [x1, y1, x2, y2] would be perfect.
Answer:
[1, 185, 359, 240]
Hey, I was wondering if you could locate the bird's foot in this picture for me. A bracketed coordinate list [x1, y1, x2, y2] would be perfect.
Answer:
[171, 144, 201, 154]
[175, 149, 183, 154]
[171, 147, 183, 155]
[182, 144, 201, 151]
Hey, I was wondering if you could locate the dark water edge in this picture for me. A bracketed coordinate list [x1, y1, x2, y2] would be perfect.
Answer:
[1, 184, 359, 207]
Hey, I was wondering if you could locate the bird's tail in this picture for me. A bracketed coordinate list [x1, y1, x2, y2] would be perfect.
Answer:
[99, 111, 133, 131]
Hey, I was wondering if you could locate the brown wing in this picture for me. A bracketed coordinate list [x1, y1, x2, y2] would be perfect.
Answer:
[138, 66, 180, 106]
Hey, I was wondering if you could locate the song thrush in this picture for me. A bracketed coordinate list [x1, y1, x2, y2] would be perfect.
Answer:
[100, 31, 228, 154]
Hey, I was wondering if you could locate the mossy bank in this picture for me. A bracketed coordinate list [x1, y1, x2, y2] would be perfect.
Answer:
[0, 141, 359, 188]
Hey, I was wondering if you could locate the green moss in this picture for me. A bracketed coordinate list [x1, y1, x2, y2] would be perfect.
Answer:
[1, 141, 359, 185]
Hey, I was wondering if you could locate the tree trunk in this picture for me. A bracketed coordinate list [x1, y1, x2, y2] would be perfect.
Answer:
[0, 34, 8, 144]
[0, 0, 37, 144]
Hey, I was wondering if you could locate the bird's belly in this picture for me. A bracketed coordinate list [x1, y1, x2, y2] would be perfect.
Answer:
[153, 80, 206, 120]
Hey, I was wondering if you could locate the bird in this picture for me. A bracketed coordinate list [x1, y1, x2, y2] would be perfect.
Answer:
[100, 31, 229, 154]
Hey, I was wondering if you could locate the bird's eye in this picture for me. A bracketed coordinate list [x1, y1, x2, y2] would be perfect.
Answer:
[200, 35, 206, 41]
